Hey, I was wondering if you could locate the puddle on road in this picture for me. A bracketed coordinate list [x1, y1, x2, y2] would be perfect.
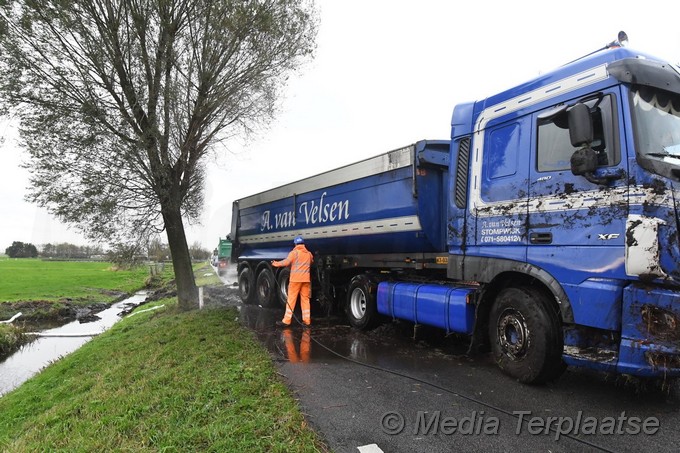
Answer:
[237, 302, 471, 371]
[0, 292, 148, 397]
[237, 302, 680, 400]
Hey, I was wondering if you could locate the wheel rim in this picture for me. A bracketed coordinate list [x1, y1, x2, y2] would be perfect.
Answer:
[240, 279, 250, 296]
[239, 271, 251, 298]
[277, 270, 290, 306]
[258, 278, 271, 300]
[279, 280, 288, 302]
[497, 308, 529, 359]
[350, 288, 367, 319]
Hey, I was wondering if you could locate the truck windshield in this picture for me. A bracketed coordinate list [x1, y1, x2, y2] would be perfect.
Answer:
[631, 86, 680, 165]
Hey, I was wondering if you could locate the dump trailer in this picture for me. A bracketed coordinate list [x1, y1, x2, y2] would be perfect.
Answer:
[230, 35, 680, 384]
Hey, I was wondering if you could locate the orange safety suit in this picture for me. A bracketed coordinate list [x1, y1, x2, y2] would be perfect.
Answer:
[272, 244, 314, 325]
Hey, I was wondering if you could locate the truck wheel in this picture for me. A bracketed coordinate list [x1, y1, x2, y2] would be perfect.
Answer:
[256, 268, 277, 307]
[238, 267, 256, 305]
[488, 286, 564, 384]
[346, 275, 378, 330]
[276, 268, 290, 308]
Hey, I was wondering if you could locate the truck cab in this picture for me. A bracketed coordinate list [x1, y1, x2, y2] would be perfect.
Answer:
[448, 45, 680, 380]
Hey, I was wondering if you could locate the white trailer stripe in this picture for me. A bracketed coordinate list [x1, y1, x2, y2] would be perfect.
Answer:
[238, 215, 422, 244]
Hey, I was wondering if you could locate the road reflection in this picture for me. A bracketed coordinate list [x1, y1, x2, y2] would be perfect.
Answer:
[236, 302, 470, 373]
[282, 328, 310, 363]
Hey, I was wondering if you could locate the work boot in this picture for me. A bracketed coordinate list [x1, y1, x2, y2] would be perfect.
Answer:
[276, 320, 291, 328]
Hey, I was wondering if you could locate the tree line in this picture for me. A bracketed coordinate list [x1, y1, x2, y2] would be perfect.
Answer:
[4, 241, 38, 258]
[4, 239, 210, 262]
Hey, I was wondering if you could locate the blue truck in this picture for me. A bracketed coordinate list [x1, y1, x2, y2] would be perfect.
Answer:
[229, 34, 680, 384]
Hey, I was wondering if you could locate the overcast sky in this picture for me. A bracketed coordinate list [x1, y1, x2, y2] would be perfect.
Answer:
[1, 0, 679, 252]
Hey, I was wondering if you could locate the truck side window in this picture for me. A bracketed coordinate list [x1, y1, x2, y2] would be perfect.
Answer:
[537, 95, 618, 171]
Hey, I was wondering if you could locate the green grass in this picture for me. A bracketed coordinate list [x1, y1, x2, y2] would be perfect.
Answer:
[193, 262, 223, 287]
[0, 258, 171, 304]
[0, 299, 327, 452]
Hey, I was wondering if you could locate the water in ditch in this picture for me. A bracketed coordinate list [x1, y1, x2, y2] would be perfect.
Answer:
[0, 292, 148, 397]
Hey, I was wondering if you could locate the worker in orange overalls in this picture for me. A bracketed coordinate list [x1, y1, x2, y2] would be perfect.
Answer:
[272, 235, 314, 327]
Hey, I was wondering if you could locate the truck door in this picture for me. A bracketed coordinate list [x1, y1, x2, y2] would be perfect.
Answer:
[528, 92, 628, 271]
[472, 116, 531, 261]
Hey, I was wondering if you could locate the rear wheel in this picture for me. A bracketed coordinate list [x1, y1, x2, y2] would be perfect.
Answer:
[276, 268, 290, 308]
[256, 268, 277, 307]
[489, 286, 565, 384]
[238, 267, 255, 305]
[345, 274, 379, 330]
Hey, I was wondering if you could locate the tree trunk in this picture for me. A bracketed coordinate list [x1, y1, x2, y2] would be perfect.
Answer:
[163, 205, 198, 310]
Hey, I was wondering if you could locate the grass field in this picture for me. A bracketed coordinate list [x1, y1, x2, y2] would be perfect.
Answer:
[0, 258, 169, 304]
[0, 296, 327, 451]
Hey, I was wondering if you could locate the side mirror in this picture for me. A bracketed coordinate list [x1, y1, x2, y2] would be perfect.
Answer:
[568, 103, 593, 147]
[568, 102, 622, 186]
[570, 148, 598, 176]
[570, 147, 622, 186]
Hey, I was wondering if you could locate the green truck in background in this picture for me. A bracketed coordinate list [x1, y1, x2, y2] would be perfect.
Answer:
[212, 238, 232, 276]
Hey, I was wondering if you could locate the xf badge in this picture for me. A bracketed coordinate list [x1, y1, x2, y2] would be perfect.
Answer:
[598, 233, 620, 240]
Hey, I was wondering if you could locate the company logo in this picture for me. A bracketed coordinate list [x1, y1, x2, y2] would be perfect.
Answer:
[260, 192, 351, 232]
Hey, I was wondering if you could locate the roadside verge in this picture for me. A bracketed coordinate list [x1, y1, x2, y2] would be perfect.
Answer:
[0, 291, 329, 452]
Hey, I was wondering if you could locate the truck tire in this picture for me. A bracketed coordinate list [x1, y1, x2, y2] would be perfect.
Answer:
[346, 274, 379, 330]
[488, 286, 565, 384]
[238, 267, 256, 305]
[256, 268, 277, 307]
[276, 268, 290, 308]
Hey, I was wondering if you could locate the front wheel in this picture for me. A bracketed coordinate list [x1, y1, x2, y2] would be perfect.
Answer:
[345, 274, 379, 330]
[488, 286, 564, 384]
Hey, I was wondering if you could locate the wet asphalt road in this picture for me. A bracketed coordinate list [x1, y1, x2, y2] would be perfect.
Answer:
[210, 267, 680, 453]
[235, 302, 680, 453]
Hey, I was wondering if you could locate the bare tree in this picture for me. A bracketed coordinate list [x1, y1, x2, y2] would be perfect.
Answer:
[147, 236, 170, 262]
[189, 241, 210, 261]
[0, 0, 318, 309]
